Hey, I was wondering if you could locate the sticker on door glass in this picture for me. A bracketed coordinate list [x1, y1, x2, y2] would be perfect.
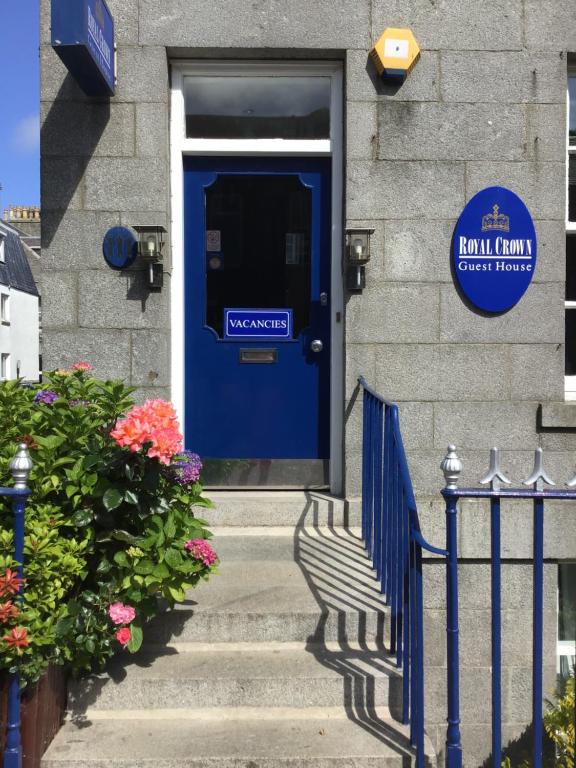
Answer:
[206, 230, 221, 252]
[285, 233, 308, 265]
[224, 309, 293, 340]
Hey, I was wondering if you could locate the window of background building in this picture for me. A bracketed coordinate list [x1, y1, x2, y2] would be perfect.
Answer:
[1, 353, 10, 381]
[1, 294, 10, 324]
[558, 563, 576, 683]
[0, 237, 5, 264]
[565, 67, 576, 397]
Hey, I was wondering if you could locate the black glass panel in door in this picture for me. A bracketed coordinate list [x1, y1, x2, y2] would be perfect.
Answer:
[205, 175, 311, 338]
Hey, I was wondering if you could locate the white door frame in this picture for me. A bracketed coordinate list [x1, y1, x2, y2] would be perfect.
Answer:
[170, 60, 344, 494]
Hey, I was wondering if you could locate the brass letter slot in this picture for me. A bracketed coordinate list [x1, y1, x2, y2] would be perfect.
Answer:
[239, 348, 277, 364]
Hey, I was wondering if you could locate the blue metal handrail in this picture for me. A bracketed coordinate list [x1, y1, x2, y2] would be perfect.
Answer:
[358, 377, 442, 768]
[2, 444, 33, 768]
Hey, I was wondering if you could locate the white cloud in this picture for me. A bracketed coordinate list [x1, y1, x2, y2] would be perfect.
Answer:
[13, 114, 40, 153]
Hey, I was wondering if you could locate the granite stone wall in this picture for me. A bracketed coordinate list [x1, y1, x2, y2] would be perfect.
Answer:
[40, 1, 576, 764]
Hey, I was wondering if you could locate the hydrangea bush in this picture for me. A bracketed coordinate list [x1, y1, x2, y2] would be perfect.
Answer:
[0, 365, 217, 684]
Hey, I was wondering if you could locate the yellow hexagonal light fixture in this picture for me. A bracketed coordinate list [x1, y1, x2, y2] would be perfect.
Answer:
[369, 28, 420, 81]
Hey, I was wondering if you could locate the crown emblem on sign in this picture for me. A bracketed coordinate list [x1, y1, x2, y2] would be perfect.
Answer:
[95, 0, 105, 28]
[481, 204, 510, 233]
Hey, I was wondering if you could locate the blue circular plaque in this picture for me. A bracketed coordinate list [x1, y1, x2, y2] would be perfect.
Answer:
[102, 227, 137, 270]
[452, 187, 537, 313]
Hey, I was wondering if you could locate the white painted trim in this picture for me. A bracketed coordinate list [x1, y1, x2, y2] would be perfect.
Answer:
[181, 139, 331, 156]
[170, 60, 344, 494]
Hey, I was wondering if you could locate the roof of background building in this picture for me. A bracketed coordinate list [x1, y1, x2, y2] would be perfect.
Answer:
[0, 222, 40, 296]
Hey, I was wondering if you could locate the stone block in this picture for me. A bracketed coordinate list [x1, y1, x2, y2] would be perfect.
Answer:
[347, 160, 465, 220]
[40, 45, 87, 102]
[346, 49, 440, 103]
[136, 103, 169, 158]
[344, 343, 375, 395]
[533, 220, 566, 283]
[439, 283, 564, 344]
[346, 102, 377, 161]
[78, 270, 170, 329]
[40, 156, 84, 210]
[344, 448, 363, 497]
[466, 162, 565, 221]
[371, 0, 523, 51]
[346, 282, 440, 343]
[382, 220, 454, 283]
[40, 271, 77, 328]
[433, 402, 537, 451]
[440, 51, 567, 104]
[103, 0, 139, 44]
[422, 608, 447, 667]
[526, 103, 566, 162]
[41, 102, 135, 157]
[139, 0, 370, 49]
[42, 329, 130, 381]
[131, 386, 172, 404]
[84, 156, 168, 212]
[540, 401, 576, 428]
[344, 398, 363, 451]
[525, 1, 576, 51]
[131, 330, 171, 387]
[373, 343, 511, 401]
[510, 344, 564, 401]
[114, 46, 169, 103]
[397, 401, 434, 451]
[377, 102, 525, 162]
[42, 210, 121, 270]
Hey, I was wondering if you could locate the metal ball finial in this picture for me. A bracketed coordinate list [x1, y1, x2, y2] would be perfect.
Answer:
[441, 444, 462, 490]
[9, 443, 33, 489]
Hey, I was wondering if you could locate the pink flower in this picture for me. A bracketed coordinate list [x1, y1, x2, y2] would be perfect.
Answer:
[184, 539, 218, 567]
[111, 400, 183, 465]
[108, 602, 136, 625]
[71, 361, 94, 372]
[115, 627, 131, 646]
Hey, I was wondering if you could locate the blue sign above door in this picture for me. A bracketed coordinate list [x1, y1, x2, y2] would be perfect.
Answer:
[452, 186, 537, 313]
[51, 0, 115, 97]
[224, 309, 293, 340]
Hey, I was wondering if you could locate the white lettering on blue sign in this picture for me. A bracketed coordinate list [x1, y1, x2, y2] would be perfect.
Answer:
[224, 309, 293, 340]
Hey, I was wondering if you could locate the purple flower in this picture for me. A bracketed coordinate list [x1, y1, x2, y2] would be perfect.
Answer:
[34, 390, 58, 405]
[170, 451, 202, 484]
[69, 399, 90, 407]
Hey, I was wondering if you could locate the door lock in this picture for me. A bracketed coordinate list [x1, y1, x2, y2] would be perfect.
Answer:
[310, 339, 323, 353]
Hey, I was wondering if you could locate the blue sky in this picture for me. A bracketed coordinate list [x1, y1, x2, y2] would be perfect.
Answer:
[0, 1, 40, 212]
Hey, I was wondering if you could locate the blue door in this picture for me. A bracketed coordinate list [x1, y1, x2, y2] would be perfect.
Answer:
[184, 157, 331, 487]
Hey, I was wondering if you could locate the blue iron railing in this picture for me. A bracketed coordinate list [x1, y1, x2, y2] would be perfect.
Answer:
[2, 443, 33, 768]
[359, 377, 576, 768]
[441, 444, 576, 768]
[358, 378, 447, 768]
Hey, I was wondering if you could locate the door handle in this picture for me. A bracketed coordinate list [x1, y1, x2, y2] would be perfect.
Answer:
[310, 339, 323, 353]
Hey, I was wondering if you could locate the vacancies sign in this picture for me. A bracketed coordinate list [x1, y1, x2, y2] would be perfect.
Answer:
[224, 309, 293, 340]
[52, 0, 115, 97]
[453, 186, 537, 313]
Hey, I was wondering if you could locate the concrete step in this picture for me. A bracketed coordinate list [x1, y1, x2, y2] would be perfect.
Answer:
[42, 714, 428, 767]
[67, 646, 402, 715]
[144, 528, 387, 645]
[196, 491, 360, 527]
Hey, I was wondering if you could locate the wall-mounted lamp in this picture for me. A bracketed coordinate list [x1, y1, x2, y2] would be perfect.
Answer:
[133, 225, 167, 290]
[345, 228, 374, 292]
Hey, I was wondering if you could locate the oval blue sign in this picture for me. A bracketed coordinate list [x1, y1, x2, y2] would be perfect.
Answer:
[102, 227, 137, 270]
[453, 186, 537, 313]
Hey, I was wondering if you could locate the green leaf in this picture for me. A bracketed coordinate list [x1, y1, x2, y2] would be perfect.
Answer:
[67, 599, 81, 617]
[127, 624, 143, 653]
[134, 559, 154, 575]
[167, 585, 185, 602]
[72, 509, 93, 527]
[163, 515, 176, 539]
[96, 558, 113, 574]
[103, 488, 123, 511]
[83, 455, 102, 470]
[111, 530, 139, 545]
[164, 548, 183, 568]
[85, 637, 95, 653]
[35, 434, 66, 450]
[113, 551, 129, 567]
[124, 490, 139, 506]
[152, 563, 169, 579]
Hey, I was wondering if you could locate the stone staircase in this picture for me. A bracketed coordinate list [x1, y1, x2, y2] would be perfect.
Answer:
[42, 492, 434, 768]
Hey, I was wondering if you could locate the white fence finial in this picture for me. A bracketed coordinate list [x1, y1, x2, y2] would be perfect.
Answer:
[522, 447, 555, 491]
[479, 447, 511, 491]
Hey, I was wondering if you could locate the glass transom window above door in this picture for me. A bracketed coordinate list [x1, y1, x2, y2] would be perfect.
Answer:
[184, 76, 330, 139]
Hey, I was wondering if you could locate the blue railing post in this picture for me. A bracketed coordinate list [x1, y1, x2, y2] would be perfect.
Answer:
[441, 446, 463, 768]
[3, 443, 33, 768]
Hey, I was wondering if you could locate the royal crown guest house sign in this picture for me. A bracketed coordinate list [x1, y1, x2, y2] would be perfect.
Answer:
[452, 186, 537, 313]
[52, 0, 115, 97]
